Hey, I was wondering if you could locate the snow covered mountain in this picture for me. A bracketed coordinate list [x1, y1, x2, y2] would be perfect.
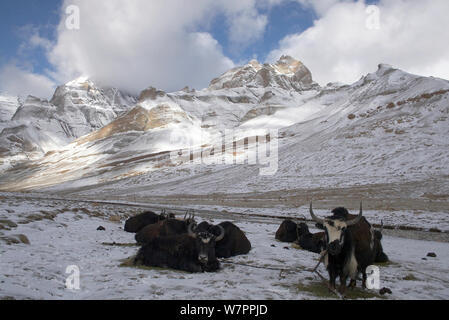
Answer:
[0, 56, 448, 195]
[0, 78, 136, 170]
[0, 95, 19, 133]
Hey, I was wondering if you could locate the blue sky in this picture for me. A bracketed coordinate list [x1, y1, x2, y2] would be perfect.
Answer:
[0, 0, 319, 78]
[0, 0, 61, 74]
[209, 2, 317, 63]
[1, 0, 448, 98]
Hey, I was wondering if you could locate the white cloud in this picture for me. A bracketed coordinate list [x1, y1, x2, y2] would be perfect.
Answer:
[215, 0, 269, 46]
[227, 10, 268, 45]
[0, 64, 56, 98]
[42, 0, 280, 95]
[43, 0, 237, 94]
[268, 0, 449, 85]
[1, 0, 287, 97]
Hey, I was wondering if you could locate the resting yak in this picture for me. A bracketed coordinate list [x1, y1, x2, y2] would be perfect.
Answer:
[135, 210, 196, 245]
[296, 223, 325, 254]
[124, 209, 175, 233]
[275, 219, 325, 253]
[196, 221, 252, 258]
[134, 223, 224, 273]
[275, 220, 298, 243]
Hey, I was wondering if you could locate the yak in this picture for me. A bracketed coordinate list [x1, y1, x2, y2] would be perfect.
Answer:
[296, 223, 325, 254]
[310, 202, 376, 293]
[135, 211, 196, 245]
[317, 207, 389, 263]
[275, 220, 298, 243]
[275, 220, 325, 254]
[124, 209, 175, 233]
[196, 221, 251, 258]
[134, 223, 225, 273]
[373, 225, 389, 263]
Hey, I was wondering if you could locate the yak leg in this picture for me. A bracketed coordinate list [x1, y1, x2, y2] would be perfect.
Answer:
[348, 279, 357, 289]
[203, 260, 220, 272]
[362, 271, 368, 289]
[339, 274, 348, 294]
[328, 269, 337, 291]
[182, 261, 203, 273]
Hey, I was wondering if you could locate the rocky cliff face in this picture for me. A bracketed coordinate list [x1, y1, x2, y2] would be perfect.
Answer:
[209, 55, 316, 91]
[0, 78, 136, 167]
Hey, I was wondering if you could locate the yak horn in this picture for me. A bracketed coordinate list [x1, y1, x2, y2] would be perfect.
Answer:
[188, 222, 197, 238]
[309, 202, 325, 224]
[347, 202, 363, 226]
[215, 225, 225, 242]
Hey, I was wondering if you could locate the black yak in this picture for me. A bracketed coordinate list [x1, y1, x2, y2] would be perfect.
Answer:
[196, 221, 251, 258]
[134, 223, 225, 273]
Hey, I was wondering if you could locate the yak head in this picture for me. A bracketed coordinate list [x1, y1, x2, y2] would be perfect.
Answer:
[160, 209, 176, 221]
[309, 202, 363, 255]
[188, 222, 225, 264]
[297, 222, 310, 237]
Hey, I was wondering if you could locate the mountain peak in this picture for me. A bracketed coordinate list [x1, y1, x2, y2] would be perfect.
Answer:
[138, 87, 167, 102]
[376, 64, 396, 76]
[248, 59, 263, 71]
[209, 55, 316, 91]
[65, 76, 94, 88]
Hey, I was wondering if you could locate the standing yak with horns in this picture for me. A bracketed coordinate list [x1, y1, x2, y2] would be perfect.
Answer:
[310, 202, 377, 293]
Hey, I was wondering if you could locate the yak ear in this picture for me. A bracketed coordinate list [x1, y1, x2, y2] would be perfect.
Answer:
[316, 223, 325, 230]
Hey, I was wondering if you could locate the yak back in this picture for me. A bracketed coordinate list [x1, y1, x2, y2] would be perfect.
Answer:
[345, 214, 376, 271]
[342, 213, 388, 264]
[135, 219, 188, 244]
[217, 222, 251, 258]
[125, 211, 162, 233]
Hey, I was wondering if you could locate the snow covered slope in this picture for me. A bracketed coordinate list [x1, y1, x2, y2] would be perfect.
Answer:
[0, 195, 448, 300]
[72, 65, 449, 197]
[0, 58, 448, 197]
[0, 95, 19, 125]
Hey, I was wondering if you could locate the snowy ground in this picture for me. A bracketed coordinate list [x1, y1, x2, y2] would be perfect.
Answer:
[0, 194, 448, 300]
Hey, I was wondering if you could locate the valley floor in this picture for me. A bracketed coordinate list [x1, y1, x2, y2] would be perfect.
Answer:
[0, 193, 448, 300]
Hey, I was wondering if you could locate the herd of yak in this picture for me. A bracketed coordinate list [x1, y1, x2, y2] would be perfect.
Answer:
[123, 203, 389, 293]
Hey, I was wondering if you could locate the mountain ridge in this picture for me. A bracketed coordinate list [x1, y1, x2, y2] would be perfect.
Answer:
[0, 56, 448, 194]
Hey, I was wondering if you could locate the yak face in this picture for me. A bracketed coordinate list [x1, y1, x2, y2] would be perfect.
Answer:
[310, 202, 363, 256]
[297, 223, 310, 237]
[322, 219, 348, 255]
[195, 232, 217, 264]
[189, 224, 225, 265]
